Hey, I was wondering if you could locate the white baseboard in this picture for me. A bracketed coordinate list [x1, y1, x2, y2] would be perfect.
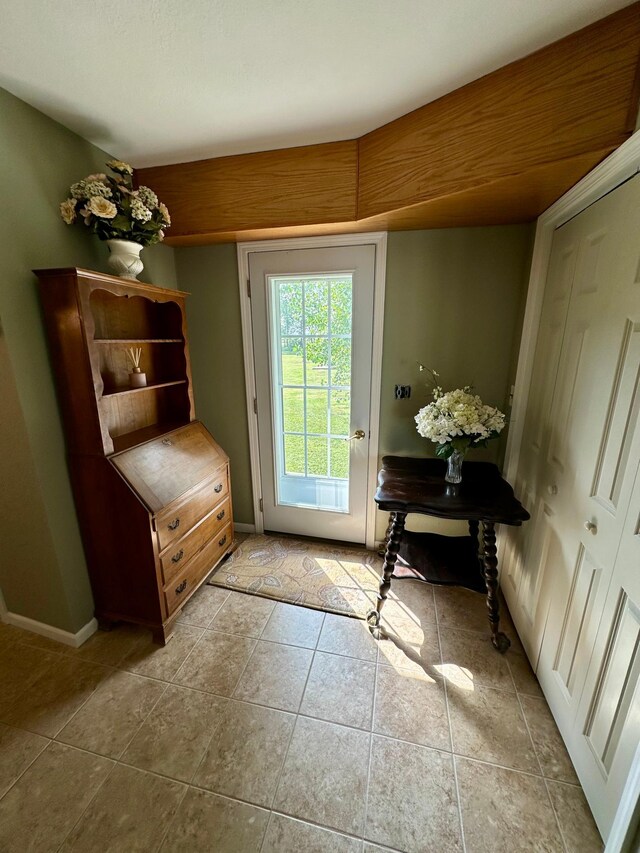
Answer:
[0, 610, 98, 648]
[234, 522, 256, 534]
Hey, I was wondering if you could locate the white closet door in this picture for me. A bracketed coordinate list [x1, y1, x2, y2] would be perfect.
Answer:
[534, 175, 640, 838]
[502, 222, 577, 660]
[574, 455, 640, 835]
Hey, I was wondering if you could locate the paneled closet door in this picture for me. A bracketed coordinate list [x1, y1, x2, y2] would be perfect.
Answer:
[502, 222, 577, 660]
[574, 453, 640, 835]
[534, 174, 640, 838]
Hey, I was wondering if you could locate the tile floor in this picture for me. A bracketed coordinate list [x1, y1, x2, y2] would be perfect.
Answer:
[0, 577, 603, 852]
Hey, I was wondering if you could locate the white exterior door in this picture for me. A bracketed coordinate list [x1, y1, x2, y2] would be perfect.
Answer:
[248, 245, 376, 543]
[510, 174, 640, 839]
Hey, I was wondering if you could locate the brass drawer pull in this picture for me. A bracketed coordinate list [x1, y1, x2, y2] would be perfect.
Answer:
[175, 579, 187, 594]
[218, 534, 227, 547]
[214, 483, 223, 494]
[216, 509, 225, 521]
[168, 518, 180, 531]
[171, 549, 184, 564]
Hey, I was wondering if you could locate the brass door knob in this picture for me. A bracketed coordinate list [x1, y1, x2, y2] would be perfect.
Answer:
[345, 429, 366, 442]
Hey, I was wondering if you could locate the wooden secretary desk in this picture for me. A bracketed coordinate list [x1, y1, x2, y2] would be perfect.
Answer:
[36, 268, 234, 643]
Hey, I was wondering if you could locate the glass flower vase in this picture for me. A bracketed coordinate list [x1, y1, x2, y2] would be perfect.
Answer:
[445, 450, 465, 484]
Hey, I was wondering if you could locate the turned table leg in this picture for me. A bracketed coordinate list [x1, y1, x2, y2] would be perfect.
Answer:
[368, 511, 406, 635]
[378, 514, 394, 557]
[481, 521, 511, 653]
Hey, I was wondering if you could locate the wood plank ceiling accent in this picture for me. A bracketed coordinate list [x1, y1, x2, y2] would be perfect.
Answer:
[137, 3, 640, 246]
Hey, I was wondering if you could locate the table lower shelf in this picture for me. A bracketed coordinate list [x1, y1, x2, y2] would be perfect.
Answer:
[392, 530, 487, 593]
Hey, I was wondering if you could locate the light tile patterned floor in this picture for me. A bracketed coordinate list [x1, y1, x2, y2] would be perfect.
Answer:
[0, 575, 603, 852]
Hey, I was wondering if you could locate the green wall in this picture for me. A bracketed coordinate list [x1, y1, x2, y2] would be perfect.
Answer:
[0, 86, 176, 632]
[176, 224, 533, 530]
[380, 226, 532, 461]
[176, 245, 254, 524]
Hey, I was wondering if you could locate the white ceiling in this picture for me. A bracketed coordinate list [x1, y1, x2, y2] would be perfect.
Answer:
[0, 0, 632, 167]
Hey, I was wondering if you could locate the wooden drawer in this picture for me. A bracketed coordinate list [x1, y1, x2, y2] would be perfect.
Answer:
[155, 467, 229, 551]
[164, 522, 232, 616]
[160, 496, 231, 584]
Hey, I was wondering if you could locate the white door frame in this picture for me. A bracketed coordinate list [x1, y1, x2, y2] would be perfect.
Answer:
[501, 130, 640, 853]
[237, 232, 387, 550]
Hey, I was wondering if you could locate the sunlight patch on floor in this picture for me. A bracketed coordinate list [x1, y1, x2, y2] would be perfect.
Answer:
[435, 664, 475, 690]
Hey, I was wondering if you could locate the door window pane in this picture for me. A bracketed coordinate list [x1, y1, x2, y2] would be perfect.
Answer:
[281, 337, 304, 385]
[271, 273, 353, 512]
[306, 389, 328, 435]
[305, 337, 329, 386]
[330, 279, 352, 335]
[282, 388, 304, 433]
[307, 436, 328, 477]
[279, 281, 303, 335]
[284, 434, 305, 475]
[330, 390, 350, 436]
[304, 280, 329, 335]
[330, 338, 351, 386]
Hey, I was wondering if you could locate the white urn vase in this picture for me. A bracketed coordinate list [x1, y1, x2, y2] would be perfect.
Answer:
[106, 239, 144, 280]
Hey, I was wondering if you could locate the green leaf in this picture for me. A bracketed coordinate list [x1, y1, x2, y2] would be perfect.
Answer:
[435, 443, 453, 459]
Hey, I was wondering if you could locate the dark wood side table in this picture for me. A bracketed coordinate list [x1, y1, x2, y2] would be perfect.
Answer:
[368, 456, 530, 653]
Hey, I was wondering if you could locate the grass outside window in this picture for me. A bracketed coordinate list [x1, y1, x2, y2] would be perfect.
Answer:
[280, 354, 350, 478]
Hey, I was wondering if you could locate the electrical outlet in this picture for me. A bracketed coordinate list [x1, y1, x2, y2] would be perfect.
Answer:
[395, 385, 411, 399]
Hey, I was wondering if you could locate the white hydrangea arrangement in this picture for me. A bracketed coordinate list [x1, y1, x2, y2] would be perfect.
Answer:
[414, 369, 506, 459]
[60, 160, 170, 246]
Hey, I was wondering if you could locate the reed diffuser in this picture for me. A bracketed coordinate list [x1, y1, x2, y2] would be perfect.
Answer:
[127, 347, 147, 388]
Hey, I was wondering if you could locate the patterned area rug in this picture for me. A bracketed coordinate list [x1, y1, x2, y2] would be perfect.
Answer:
[208, 534, 383, 619]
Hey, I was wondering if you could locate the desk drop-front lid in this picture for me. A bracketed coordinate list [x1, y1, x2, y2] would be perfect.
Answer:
[109, 421, 228, 513]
